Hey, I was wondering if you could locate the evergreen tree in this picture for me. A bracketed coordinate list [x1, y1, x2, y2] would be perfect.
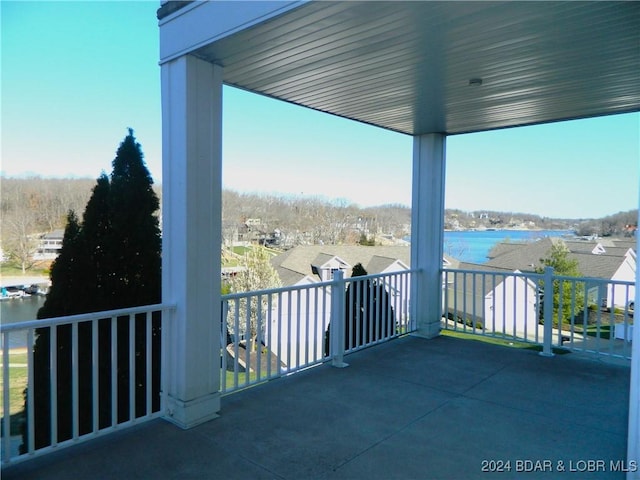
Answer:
[37, 211, 89, 318]
[324, 263, 396, 356]
[22, 130, 161, 452]
[108, 130, 161, 308]
[29, 211, 93, 449]
[81, 173, 112, 311]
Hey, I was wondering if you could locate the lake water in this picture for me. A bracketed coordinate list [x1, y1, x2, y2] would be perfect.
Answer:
[1, 295, 45, 324]
[444, 229, 570, 264]
[1, 295, 45, 349]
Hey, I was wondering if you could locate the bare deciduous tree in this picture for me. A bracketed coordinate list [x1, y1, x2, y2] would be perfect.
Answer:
[3, 210, 39, 273]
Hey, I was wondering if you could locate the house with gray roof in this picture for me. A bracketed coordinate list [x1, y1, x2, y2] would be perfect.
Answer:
[444, 261, 539, 339]
[448, 237, 636, 339]
[266, 246, 418, 368]
[271, 245, 412, 285]
[33, 229, 65, 261]
[486, 237, 636, 309]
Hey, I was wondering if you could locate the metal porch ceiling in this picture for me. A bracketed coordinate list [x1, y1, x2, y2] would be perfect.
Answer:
[191, 1, 639, 135]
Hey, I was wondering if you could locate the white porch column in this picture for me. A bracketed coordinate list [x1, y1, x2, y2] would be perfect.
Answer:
[161, 55, 222, 428]
[628, 205, 640, 479]
[410, 133, 446, 338]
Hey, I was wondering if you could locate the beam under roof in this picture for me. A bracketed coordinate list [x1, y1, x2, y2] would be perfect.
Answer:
[160, 1, 640, 135]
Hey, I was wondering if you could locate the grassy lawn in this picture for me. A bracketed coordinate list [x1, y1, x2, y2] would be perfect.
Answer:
[230, 245, 280, 257]
[0, 351, 28, 436]
[222, 370, 258, 390]
[442, 330, 570, 354]
[232, 246, 252, 256]
[0, 263, 49, 277]
[572, 324, 612, 340]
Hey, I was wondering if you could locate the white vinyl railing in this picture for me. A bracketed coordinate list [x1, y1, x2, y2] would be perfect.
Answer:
[221, 269, 416, 393]
[1, 271, 415, 466]
[0, 304, 173, 466]
[442, 267, 634, 360]
[6, 266, 629, 467]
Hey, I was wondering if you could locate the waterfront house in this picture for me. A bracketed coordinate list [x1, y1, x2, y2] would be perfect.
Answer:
[444, 262, 539, 338]
[267, 246, 414, 368]
[487, 237, 636, 309]
[33, 229, 64, 261]
[272, 246, 412, 286]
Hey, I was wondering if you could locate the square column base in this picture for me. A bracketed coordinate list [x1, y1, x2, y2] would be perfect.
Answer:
[164, 391, 221, 429]
[411, 323, 441, 339]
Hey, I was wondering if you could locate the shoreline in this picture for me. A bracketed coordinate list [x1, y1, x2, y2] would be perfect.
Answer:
[0, 275, 50, 289]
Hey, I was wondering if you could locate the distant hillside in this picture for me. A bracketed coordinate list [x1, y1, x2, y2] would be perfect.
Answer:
[444, 209, 572, 231]
[1, 176, 636, 256]
[573, 210, 638, 237]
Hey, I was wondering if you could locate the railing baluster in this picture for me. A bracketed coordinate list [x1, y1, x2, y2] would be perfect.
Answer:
[330, 271, 347, 367]
[277, 292, 282, 375]
[370, 278, 376, 344]
[72, 321, 79, 439]
[232, 300, 240, 389]
[511, 274, 517, 337]
[244, 298, 251, 387]
[393, 274, 399, 336]
[145, 311, 152, 417]
[523, 273, 529, 340]
[286, 289, 292, 371]
[452, 271, 458, 331]
[541, 267, 554, 357]
[500, 273, 507, 337]
[27, 329, 35, 453]
[312, 286, 318, 361]
[110, 316, 117, 427]
[266, 294, 273, 379]
[2, 331, 10, 461]
[306, 288, 312, 363]
[221, 299, 228, 392]
[129, 314, 135, 422]
[491, 273, 496, 334]
[92, 319, 99, 433]
[50, 325, 58, 446]
[295, 289, 301, 368]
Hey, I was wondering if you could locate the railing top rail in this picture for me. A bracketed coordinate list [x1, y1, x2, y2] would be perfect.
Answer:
[443, 267, 543, 280]
[222, 268, 420, 301]
[0, 303, 176, 333]
[443, 267, 635, 286]
[222, 280, 334, 300]
[343, 268, 420, 284]
[548, 274, 635, 286]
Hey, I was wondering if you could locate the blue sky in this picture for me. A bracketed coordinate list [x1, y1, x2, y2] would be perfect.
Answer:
[2, 1, 638, 219]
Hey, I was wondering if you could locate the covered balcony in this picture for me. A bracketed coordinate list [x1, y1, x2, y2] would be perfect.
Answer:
[2, 1, 640, 478]
[2, 333, 632, 479]
[0, 269, 636, 478]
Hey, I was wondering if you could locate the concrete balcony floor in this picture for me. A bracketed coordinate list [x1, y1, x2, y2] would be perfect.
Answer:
[3, 335, 631, 480]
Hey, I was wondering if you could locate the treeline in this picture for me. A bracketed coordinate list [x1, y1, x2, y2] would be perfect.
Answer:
[1, 176, 96, 232]
[574, 210, 638, 237]
[222, 189, 411, 246]
[1, 177, 96, 271]
[444, 209, 573, 231]
[2, 176, 636, 272]
[1, 177, 413, 271]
